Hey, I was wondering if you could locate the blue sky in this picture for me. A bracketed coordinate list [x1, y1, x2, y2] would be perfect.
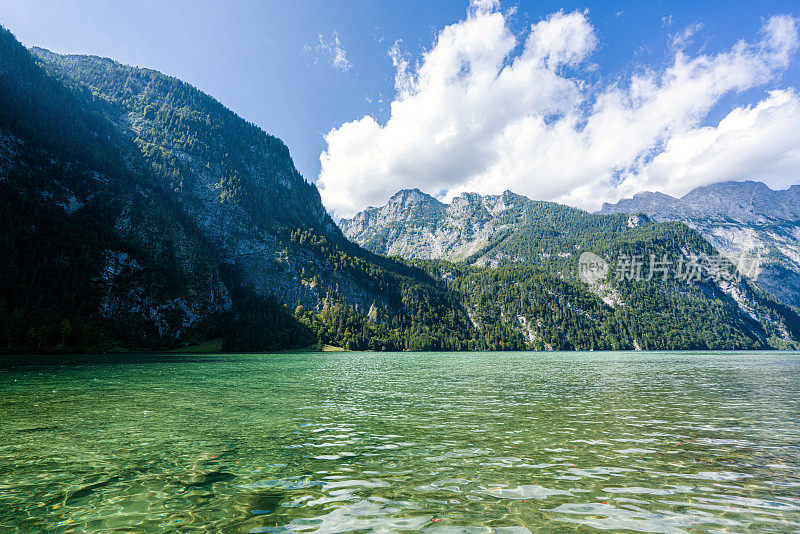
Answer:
[2, 1, 799, 215]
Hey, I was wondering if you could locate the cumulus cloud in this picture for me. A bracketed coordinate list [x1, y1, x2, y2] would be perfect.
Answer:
[318, 4, 799, 217]
[630, 89, 800, 195]
[305, 32, 352, 72]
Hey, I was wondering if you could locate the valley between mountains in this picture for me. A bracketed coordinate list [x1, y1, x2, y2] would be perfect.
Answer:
[1, 25, 799, 354]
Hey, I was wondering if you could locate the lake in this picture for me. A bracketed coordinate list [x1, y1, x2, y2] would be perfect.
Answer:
[1, 351, 799, 532]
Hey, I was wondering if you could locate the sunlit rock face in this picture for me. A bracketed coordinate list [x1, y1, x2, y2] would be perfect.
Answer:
[600, 181, 800, 307]
[37, 46, 425, 318]
[30, 47, 355, 313]
[339, 189, 530, 262]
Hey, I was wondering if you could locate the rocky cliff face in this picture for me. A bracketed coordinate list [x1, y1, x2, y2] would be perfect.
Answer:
[0, 27, 468, 351]
[0, 28, 234, 347]
[599, 181, 800, 307]
[30, 47, 352, 312]
[340, 189, 533, 262]
[34, 45, 468, 319]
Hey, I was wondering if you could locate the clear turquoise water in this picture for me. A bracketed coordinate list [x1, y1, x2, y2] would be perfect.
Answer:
[1, 351, 799, 533]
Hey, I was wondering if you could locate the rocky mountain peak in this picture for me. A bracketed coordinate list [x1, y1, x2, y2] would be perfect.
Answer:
[600, 191, 679, 216]
[388, 188, 438, 207]
[451, 191, 483, 205]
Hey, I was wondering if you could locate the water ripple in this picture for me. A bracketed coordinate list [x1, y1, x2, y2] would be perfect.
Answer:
[0, 350, 799, 532]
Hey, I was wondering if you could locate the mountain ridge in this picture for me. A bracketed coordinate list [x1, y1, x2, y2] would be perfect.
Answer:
[600, 180, 800, 307]
[340, 185, 800, 349]
[601, 181, 800, 223]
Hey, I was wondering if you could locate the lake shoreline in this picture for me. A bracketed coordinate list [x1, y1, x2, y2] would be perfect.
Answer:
[2, 348, 799, 369]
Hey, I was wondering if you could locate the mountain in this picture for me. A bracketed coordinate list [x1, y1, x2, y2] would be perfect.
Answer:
[3, 22, 799, 353]
[341, 189, 800, 350]
[0, 26, 475, 353]
[341, 189, 631, 270]
[599, 181, 800, 307]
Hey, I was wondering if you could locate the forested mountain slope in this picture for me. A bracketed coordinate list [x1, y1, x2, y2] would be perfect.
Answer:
[342, 189, 644, 273]
[0, 26, 229, 351]
[342, 189, 800, 350]
[599, 181, 800, 307]
[0, 26, 473, 353]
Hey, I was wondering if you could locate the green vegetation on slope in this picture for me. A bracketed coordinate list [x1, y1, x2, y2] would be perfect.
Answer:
[344, 189, 800, 350]
[32, 46, 326, 232]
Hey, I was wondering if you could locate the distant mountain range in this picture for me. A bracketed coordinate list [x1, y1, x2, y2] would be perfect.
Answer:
[599, 181, 800, 307]
[341, 188, 800, 349]
[340, 188, 626, 268]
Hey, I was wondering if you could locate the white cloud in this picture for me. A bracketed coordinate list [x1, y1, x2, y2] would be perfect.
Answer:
[318, 5, 799, 217]
[628, 89, 800, 195]
[469, 0, 499, 13]
[669, 22, 704, 50]
[306, 32, 352, 72]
